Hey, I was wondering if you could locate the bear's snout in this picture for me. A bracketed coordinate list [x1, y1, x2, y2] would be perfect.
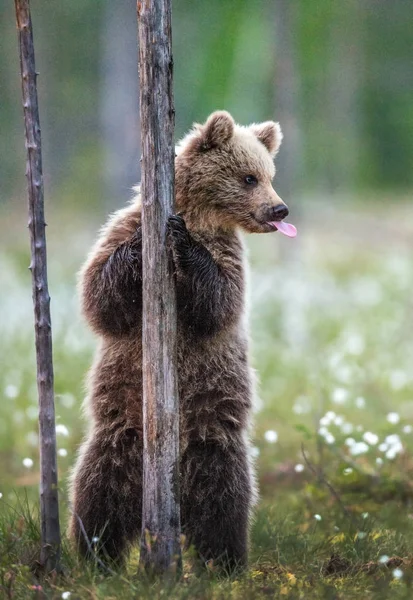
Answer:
[266, 203, 289, 222]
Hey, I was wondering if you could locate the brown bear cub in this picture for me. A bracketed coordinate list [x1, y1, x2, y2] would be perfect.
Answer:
[70, 111, 291, 571]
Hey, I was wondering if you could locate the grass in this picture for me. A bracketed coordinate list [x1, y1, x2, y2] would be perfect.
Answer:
[1, 197, 413, 598]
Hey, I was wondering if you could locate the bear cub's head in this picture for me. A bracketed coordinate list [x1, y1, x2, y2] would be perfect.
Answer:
[175, 110, 290, 234]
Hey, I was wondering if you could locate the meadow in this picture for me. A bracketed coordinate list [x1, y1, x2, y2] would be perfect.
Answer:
[1, 196, 413, 599]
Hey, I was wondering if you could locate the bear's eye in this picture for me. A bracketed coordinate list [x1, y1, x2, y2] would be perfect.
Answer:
[244, 175, 258, 186]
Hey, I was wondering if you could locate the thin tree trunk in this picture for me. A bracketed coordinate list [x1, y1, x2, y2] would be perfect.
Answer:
[100, 0, 141, 208]
[14, 0, 61, 573]
[137, 0, 181, 576]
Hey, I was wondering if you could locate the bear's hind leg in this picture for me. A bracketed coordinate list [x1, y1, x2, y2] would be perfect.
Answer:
[70, 427, 142, 567]
[181, 437, 254, 573]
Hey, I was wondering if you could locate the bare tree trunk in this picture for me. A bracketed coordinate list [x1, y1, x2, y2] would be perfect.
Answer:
[101, 0, 141, 208]
[137, 0, 181, 576]
[14, 0, 61, 573]
[274, 0, 302, 201]
[274, 0, 303, 263]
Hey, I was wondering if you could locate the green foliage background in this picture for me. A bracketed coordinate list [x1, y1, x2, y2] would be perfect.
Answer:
[1, 0, 413, 210]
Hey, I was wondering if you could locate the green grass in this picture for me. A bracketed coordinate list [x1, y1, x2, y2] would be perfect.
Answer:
[1, 199, 413, 598]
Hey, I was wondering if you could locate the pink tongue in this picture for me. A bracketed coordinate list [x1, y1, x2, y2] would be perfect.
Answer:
[270, 221, 297, 238]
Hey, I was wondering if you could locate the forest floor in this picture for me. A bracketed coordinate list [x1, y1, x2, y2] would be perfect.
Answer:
[1, 195, 413, 599]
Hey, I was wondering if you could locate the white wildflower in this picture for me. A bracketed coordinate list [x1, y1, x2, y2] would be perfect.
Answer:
[332, 388, 349, 405]
[387, 412, 400, 425]
[56, 424, 69, 437]
[345, 437, 356, 447]
[343, 468, 353, 475]
[314, 514, 322, 521]
[362, 512, 369, 519]
[378, 555, 389, 564]
[4, 384, 19, 399]
[392, 568, 403, 579]
[264, 430, 278, 443]
[325, 433, 335, 445]
[355, 396, 366, 409]
[403, 425, 412, 434]
[376, 457, 383, 465]
[22, 458, 33, 468]
[62, 593, 71, 600]
[58, 449, 68, 457]
[357, 532, 367, 539]
[363, 432, 378, 446]
[350, 442, 369, 456]
[341, 422, 354, 435]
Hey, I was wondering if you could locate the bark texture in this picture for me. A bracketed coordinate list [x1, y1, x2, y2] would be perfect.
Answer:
[137, 0, 181, 575]
[15, 0, 61, 573]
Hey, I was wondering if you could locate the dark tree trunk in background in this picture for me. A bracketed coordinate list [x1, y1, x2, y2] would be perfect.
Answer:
[274, 0, 303, 263]
[274, 0, 303, 203]
[137, 0, 181, 576]
[101, 0, 141, 207]
[14, 0, 61, 573]
[325, 0, 362, 193]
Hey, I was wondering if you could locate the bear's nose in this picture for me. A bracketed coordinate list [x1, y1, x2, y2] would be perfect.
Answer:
[270, 204, 289, 221]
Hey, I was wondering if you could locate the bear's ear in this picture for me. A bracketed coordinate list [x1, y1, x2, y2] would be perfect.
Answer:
[200, 111, 235, 150]
[251, 121, 283, 157]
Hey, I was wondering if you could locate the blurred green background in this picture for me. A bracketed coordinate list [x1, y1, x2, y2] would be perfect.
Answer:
[2, 0, 413, 210]
[1, 1, 413, 596]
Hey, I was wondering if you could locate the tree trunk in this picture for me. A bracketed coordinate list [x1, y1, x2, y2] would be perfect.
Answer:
[14, 0, 61, 573]
[137, 0, 181, 576]
[100, 0, 141, 208]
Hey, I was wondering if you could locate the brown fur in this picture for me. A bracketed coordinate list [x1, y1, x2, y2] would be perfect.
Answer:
[70, 111, 286, 571]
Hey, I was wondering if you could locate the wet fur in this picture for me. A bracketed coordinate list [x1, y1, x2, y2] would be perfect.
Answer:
[70, 111, 284, 571]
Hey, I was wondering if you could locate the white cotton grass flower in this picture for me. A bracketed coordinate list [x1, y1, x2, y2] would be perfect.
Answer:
[362, 512, 369, 519]
[0, 493, 3, 499]
[345, 437, 356, 447]
[356, 425, 364, 432]
[392, 568, 403, 579]
[4, 384, 19, 399]
[56, 424, 69, 437]
[324, 433, 335, 445]
[294, 463, 304, 473]
[58, 449, 68, 457]
[341, 422, 354, 435]
[383, 434, 403, 460]
[92, 536, 99, 543]
[403, 425, 412, 434]
[314, 514, 322, 521]
[333, 415, 344, 426]
[376, 457, 384, 465]
[349, 442, 369, 456]
[62, 593, 71, 600]
[378, 555, 389, 564]
[387, 412, 400, 425]
[355, 396, 366, 409]
[363, 431, 379, 446]
[264, 430, 278, 443]
[343, 468, 353, 475]
[332, 388, 349, 405]
[22, 458, 33, 468]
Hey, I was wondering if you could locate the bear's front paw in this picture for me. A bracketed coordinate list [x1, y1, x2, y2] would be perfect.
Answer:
[167, 215, 192, 253]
